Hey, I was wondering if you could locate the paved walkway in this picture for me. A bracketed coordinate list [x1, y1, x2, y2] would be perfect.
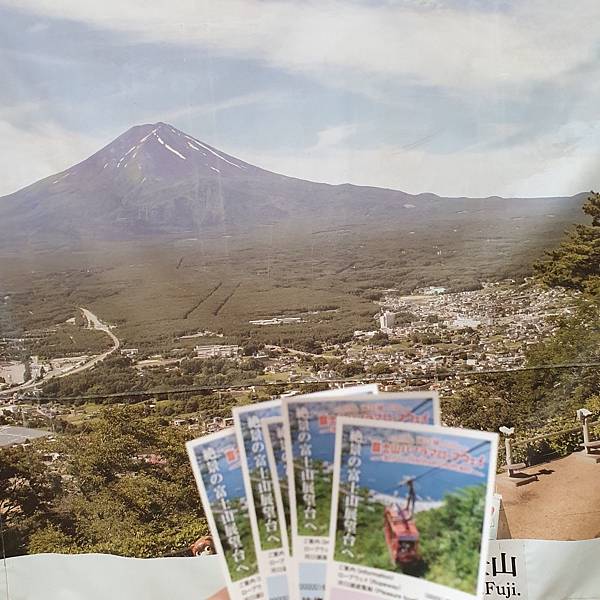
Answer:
[497, 452, 600, 540]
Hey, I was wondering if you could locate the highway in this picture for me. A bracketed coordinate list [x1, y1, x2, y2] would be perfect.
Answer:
[0, 308, 120, 397]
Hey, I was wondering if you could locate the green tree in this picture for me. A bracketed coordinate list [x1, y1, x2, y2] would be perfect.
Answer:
[448, 195, 600, 437]
[1, 406, 209, 558]
[534, 192, 600, 291]
[0, 445, 62, 555]
[416, 485, 486, 594]
[371, 362, 393, 375]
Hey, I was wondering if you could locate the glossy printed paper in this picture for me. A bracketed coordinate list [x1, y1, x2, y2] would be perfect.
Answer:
[187, 429, 266, 600]
[326, 417, 497, 600]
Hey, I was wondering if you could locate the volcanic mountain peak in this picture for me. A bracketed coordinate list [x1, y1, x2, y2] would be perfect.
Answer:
[0, 121, 293, 241]
[0, 121, 586, 246]
[83, 121, 256, 181]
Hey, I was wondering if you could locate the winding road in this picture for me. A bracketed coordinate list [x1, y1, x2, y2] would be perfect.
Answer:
[0, 308, 120, 396]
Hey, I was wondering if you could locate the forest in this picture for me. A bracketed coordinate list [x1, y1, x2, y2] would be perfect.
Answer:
[0, 206, 574, 357]
[442, 193, 600, 462]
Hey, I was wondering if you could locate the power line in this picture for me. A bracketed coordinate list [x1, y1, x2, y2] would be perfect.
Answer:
[8, 360, 599, 403]
[411, 440, 489, 484]
[409, 398, 434, 417]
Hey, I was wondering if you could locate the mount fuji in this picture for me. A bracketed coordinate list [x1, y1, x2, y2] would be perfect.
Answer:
[0, 122, 586, 245]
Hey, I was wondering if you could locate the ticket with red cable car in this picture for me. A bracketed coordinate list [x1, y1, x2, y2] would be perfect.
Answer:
[282, 391, 440, 600]
[325, 417, 498, 600]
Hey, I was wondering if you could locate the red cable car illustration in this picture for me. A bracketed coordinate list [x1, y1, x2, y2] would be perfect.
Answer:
[384, 479, 421, 566]
[380, 439, 488, 568]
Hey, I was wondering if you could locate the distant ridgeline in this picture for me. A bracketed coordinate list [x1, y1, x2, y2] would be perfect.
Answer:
[0, 121, 588, 244]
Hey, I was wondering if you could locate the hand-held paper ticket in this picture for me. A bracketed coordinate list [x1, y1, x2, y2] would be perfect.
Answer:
[283, 392, 440, 600]
[326, 418, 498, 600]
[262, 416, 292, 557]
[187, 429, 266, 600]
[262, 386, 380, 559]
[233, 401, 290, 600]
[262, 386, 380, 600]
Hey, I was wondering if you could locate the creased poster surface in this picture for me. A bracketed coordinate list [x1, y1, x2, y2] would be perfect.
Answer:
[234, 400, 290, 600]
[1, 2, 599, 597]
[5, 539, 600, 600]
[262, 416, 293, 558]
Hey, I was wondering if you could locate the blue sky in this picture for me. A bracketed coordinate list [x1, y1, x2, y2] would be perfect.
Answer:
[237, 404, 281, 469]
[193, 434, 246, 501]
[340, 427, 491, 501]
[1, 0, 600, 197]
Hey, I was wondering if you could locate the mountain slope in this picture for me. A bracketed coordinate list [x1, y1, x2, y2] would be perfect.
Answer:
[0, 122, 587, 245]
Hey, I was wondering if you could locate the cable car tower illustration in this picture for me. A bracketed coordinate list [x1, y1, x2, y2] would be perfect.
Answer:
[384, 477, 420, 565]
[382, 439, 489, 568]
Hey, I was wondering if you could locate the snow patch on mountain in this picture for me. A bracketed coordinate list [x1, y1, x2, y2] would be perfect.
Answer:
[52, 172, 71, 184]
[139, 128, 158, 144]
[163, 142, 186, 160]
[154, 131, 188, 160]
[185, 135, 246, 170]
[106, 123, 252, 174]
[186, 140, 207, 156]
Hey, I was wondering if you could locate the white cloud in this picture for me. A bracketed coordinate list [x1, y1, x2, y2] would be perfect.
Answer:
[3, 0, 600, 92]
[232, 120, 600, 198]
[1, 0, 600, 197]
[0, 108, 597, 198]
[26, 21, 49, 34]
[0, 117, 101, 195]
[0, 90, 288, 196]
[3, 47, 81, 67]
[314, 124, 358, 149]
[145, 90, 290, 124]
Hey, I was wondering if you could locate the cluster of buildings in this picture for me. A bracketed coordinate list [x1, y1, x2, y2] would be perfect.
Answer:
[0, 402, 57, 447]
[379, 311, 396, 332]
[252, 281, 577, 388]
[364, 281, 577, 376]
[194, 344, 241, 359]
[249, 317, 304, 326]
[0, 280, 580, 445]
[132, 280, 576, 394]
[0, 355, 90, 392]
